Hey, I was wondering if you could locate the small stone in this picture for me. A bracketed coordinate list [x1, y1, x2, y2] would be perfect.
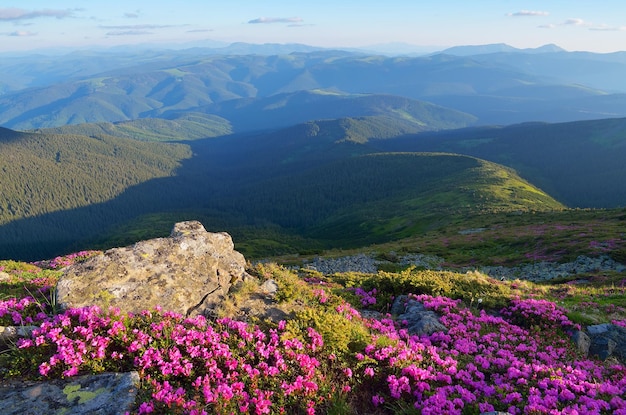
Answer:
[260, 279, 279, 296]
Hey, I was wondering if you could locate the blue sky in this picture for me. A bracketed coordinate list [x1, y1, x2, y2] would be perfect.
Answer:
[1, 1, 626, 53]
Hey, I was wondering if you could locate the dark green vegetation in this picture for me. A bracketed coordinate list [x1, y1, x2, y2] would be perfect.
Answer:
[0, 127, 192, 259]
[0, 124, 562, 260]
[3, 104, 626, 261]
[0, 127, 191, 222]
[39, 113, 233, 142]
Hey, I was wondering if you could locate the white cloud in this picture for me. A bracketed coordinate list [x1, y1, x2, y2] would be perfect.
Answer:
[508, 10, 549, 17]
[105, 30, 152, 36]
[563, 18, 587, 26]
[588, 24, 626, 31]
[248, 17, 304, 24]
[0, 7, 75, 21]
[2, 30, 37, 36]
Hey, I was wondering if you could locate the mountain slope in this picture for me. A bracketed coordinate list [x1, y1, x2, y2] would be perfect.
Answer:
[376, 117, 626, 208]
[178, 90, 478, 133]
[0, 118, 563, 260]
[38, 113, 233, 141]
[38, 91, 478, 140]
[236, 152, 563, 247]
[0, 127, 191, 226]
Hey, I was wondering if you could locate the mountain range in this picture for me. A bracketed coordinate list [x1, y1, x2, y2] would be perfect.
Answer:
[3, 44, 626, 129]
[1, 43, 625, 260]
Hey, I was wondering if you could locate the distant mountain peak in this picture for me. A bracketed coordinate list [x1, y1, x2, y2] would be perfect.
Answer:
[439, 43, 565, 56]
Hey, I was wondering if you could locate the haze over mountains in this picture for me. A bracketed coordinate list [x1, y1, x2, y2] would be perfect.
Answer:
[1, 42, 626, 260]
[3, 43, 626, 129]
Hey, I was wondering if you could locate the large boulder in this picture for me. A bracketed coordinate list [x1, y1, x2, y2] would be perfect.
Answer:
[56, 221, 249, 317]
[0, 372, 139, 415]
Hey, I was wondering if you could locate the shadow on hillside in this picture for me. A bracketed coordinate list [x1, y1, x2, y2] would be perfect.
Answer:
[0, 137, 247, 261]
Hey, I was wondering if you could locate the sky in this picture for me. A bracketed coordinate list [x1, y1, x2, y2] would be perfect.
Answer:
[1, 1, 626, 54]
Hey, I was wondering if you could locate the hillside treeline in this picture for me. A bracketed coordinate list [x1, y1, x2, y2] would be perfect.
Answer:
[0, 128, 191, 226]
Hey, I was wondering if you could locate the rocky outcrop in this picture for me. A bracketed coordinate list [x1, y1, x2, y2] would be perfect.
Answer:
[56, 221, 250, 317]
[300, 253, 625, 282]
[0, 371, 139, 415]
[475, 255, 626, 282]
[302, 253, 444, 274]
[391, 295, 448, 336]
[586, 323, 626, 361]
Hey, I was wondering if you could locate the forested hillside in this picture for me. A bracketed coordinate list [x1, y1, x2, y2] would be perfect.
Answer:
[0, 128, 191, 226]
[39, 114, 233, 141]
[0, 116, 563, 260]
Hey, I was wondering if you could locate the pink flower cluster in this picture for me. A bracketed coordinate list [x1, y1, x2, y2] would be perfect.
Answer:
[15, 305, 347, 414]
[312, 289, 329, 304]
[4, 285, 626, 414]
[353, 294, 626, 414]
[32, 250, 100, 270]
[0, 296, 49, 325]
[354, 287, 377, 306]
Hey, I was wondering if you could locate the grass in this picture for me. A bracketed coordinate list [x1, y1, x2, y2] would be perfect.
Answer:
[352, 208, 626, 268]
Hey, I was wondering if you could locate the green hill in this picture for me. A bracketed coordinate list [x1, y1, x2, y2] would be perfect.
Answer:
[183, 90, 478, 133]
[231, 153, 563, 251]
[33, 91, 477, 141]
[376, 117, 626, 208]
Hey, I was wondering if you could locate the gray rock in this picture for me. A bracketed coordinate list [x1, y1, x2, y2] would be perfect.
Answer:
[0, 326, 36, 350]
[260, 279, 279, 296]
[0, 371, 139, 415]
[586, 324, 626, 362]
[304, 253, 378, 274]
[56, 221, 250, 318]
[392, 295, 447, 336]
[589, 337, 617, 360]
[588, 323, 611, 335]
[570, 330, 591, 357]
[475, 255, 625, 282]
